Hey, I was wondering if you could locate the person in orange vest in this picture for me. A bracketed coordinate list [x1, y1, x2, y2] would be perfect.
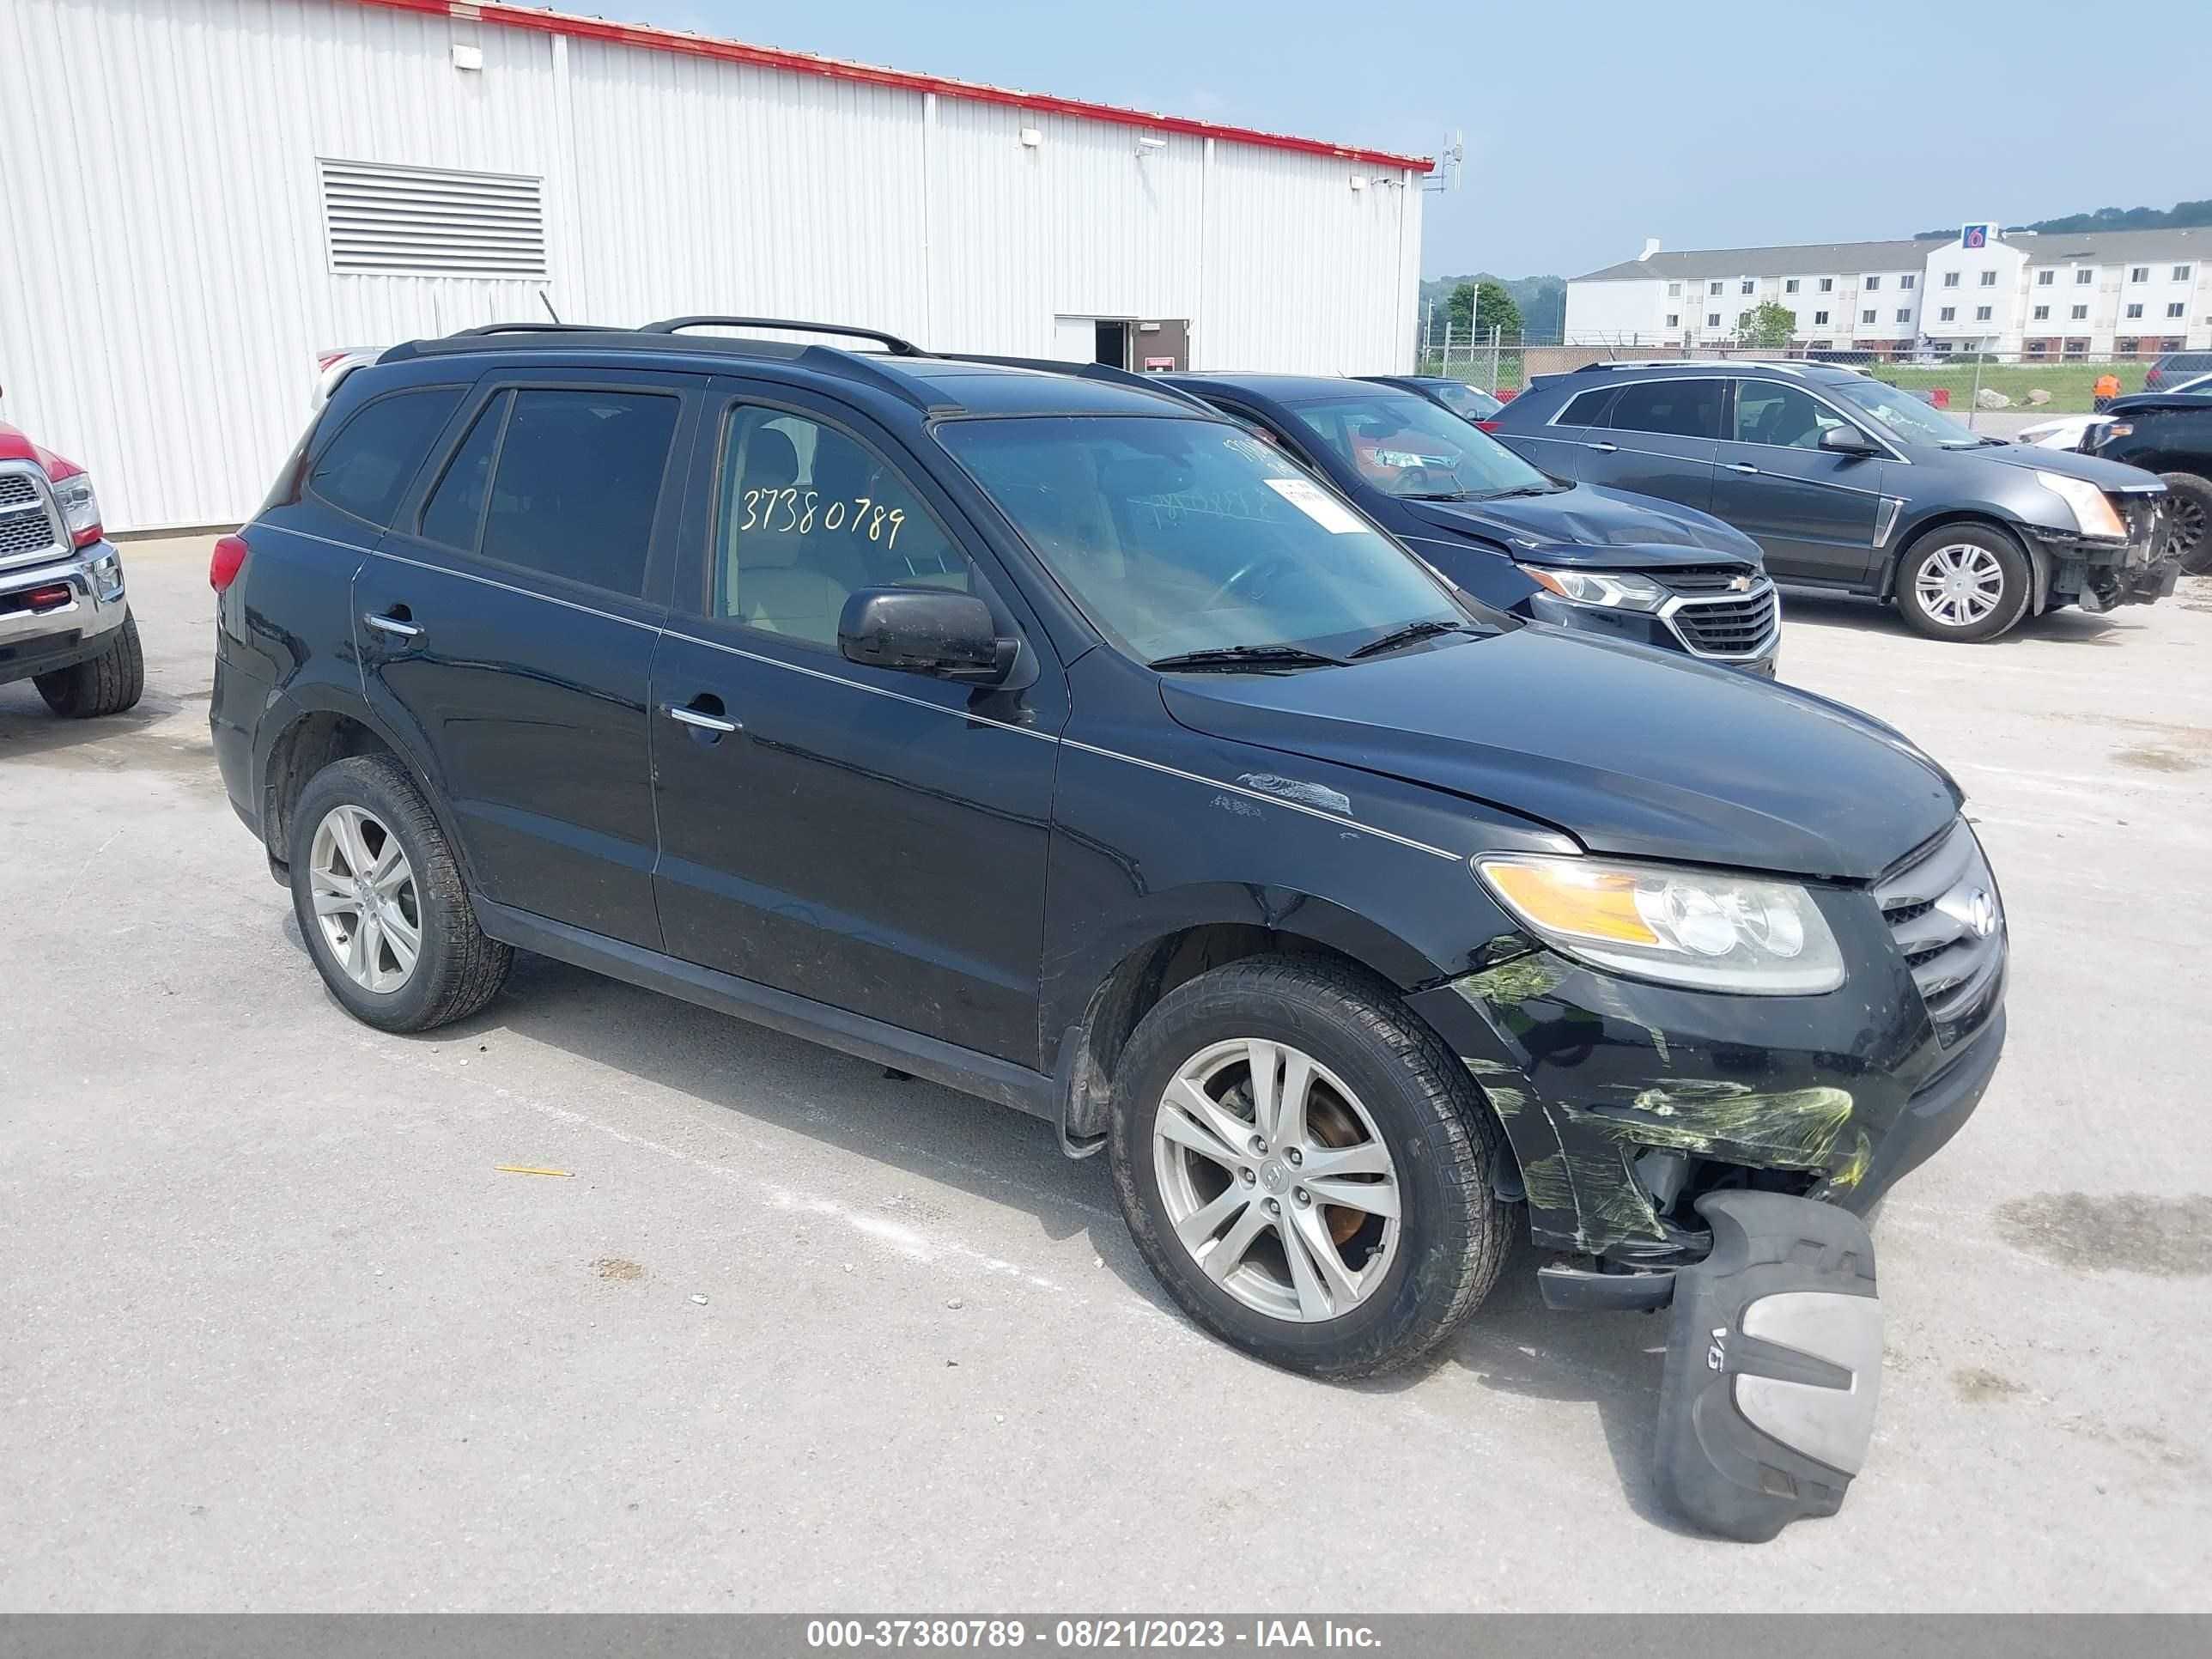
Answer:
[2094, 371, 2122, 411]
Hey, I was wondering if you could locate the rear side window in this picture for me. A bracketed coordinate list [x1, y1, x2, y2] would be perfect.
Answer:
[307, 386, 464, 527]
[1556, 386, 1618, 426]
[1605, 379, 1723, 440]
[419, 387, 680, 598]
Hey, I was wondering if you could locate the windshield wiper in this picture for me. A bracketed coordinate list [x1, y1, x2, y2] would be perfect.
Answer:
[1400, 489, 1480, 501]
[1348, 618, 1476, 659]
[1475, 483, 1561, 500]
[1147, 644, 1345, 672]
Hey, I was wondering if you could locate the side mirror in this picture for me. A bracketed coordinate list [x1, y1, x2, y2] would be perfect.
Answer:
[1819, 422, 1878, 457]
[838, 587, 1016, 685]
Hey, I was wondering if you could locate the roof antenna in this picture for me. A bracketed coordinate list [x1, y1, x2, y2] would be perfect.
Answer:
[538, 289, 562, 325]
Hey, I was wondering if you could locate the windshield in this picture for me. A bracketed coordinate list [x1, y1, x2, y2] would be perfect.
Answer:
[1422, 380, 1504, 422]
[1285, 386, 1551, 499]
[937, 416, 1472, 665]
[1831, 377, 1984, 447]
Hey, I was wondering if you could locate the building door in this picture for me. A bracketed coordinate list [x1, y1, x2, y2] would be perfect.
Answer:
[1052, 315, 1177, 368]
[1133, 319, 1190, 372]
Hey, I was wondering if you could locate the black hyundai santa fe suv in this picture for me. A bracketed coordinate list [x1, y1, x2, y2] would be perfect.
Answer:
[212, 319, 2008, 1540]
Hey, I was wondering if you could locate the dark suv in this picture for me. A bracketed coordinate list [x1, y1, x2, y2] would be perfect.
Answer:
[1490, 361, 2177, 641]
[213, 319, 2009, 1539]
[1164, 373, 1779, 673]
[2081, 390, 2212, 573]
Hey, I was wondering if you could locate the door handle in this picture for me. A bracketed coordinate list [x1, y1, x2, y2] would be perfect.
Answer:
[1585, 441, 1619, 453]
[1729, 462, 1760, 474]
[363, 611, 422, 640]
[665, 702, 739, 734]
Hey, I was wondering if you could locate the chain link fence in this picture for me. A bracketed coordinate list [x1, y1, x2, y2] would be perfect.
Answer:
[1414, 313, 2205, 420]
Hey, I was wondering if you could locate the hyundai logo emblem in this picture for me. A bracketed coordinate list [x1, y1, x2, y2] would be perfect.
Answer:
[1966, 888, 1999, 938]
[1936, 884, 2001, 939]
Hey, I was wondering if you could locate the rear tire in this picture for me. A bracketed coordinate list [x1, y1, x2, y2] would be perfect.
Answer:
[1108, 957, 1510, 1380]
[34, 611, 144, 717]
[2160, 472, 2211, 575]
[1895, 526, 2032, 642]
[289, 754, 512, 1033]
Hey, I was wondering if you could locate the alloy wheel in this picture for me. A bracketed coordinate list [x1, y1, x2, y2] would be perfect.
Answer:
[307, 804, 421, 994]
[1152, 1038, 1401, 1323]
[1914, 543, 2007, 628]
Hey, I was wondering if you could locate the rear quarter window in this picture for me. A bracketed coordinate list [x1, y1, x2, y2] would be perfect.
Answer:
[306, 386, 465, 528]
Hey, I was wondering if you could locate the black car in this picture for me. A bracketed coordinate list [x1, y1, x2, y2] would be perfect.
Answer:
[1359, 373, 1504, 424]
[2081, 390, 2212, 573]
[1163, 373, 1780, 673]
[1490, 361, 2178, 641]
[212, 318, 2008, 1540]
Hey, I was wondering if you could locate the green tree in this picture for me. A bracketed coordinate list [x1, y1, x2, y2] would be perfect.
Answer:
[1735, 301, 1796, 347]
[1473, 279, 1522, 339]
[1445, 280, 1480, 334]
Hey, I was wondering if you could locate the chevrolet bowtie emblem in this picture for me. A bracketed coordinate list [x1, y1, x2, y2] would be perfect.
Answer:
[1729, 574, 1753, 592]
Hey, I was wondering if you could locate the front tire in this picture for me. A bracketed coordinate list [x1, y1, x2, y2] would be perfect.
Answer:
[34, 610, 144, 717]
[2161, 472, 2211, 574]
[1895, 526, 2032, 641]
[288, 754, 512, 1033]
[1108, 958, 1510, 1379]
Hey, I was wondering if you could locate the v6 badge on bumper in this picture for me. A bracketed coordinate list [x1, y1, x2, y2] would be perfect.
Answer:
[1654, 1190, 1881, 1541]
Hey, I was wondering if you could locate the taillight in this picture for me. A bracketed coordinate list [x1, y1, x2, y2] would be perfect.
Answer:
[210, 533, 250, 592]
[1475, 419, 1502, 433]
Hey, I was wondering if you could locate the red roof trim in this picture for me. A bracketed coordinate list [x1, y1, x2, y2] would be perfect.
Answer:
[352, 0, 1434, 173]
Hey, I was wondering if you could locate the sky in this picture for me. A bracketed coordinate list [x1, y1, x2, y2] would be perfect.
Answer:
[586, 0, 2209, 280]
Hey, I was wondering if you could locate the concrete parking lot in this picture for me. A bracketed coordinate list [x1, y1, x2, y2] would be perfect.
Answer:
[3, 538, 2208, 1612]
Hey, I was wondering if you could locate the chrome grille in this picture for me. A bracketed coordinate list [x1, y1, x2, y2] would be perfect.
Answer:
[0, 471, 64, 566]
[1664, 583, 1779, 659]
[1644, 562, 1762, 593]
[1873, 819, 2005, 1042]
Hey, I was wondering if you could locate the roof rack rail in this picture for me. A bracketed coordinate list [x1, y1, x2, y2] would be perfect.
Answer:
[643, 316, 923, 356]
[940, 353, 1217, 412]
[450, 322, 613, 337]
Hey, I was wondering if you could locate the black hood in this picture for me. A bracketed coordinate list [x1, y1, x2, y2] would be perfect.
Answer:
[1160, 628, 1960, 881]
[1401, 483, 1765, 569]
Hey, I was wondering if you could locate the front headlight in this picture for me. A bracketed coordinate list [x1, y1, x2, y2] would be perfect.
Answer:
[1516, 564, 1666, 612]
[2035, 470, 2125, 538]
[50, 471, 102, 547]
[1474, 854, 1845, 994]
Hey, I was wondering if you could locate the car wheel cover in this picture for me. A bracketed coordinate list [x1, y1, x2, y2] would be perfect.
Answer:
[1152, 1038, 1401, 1323]
[1913, 543, 2006, 627]
[307, 805, 422, 994]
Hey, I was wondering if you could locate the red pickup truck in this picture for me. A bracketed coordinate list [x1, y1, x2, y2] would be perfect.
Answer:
[0, 422, 141, 717]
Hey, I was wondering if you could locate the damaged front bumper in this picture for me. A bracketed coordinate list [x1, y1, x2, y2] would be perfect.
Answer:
[2029, 494, 2179, 612]
[1405, 903, 2006, 1274]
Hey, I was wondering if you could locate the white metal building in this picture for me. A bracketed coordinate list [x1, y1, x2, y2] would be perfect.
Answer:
[0, 0, 1431, 532]
[1565, 226, 2212, 358]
